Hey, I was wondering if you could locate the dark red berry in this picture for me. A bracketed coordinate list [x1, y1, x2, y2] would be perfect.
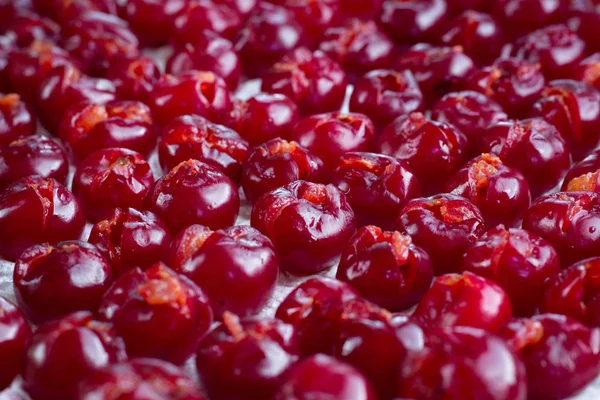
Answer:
[562, 148, 600, 192]
[339, 0, 382, 20]
[268, 0, 340, 45]
[34, 0, 118, 24]
[119, 0, 186, 46]
[0, 297, 31, 390]
[491, 0, 568, 39]
[0, 94, 36, 147]
[379, 0, 449, 43]
[574, 53, 600, 90]
[173, 0, 242, 44]
[568, 6, 600, 52]
[104, 55, 160, 102]
[3, 11, 59, 48]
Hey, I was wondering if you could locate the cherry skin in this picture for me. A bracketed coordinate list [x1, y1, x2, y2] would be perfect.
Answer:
[0, 297, 31, 390]
[530, 79, 600, 160]
[167, 30, 241, 90]
[3, 11, 59, 48]
[396, 193, 486, 274]
[241, 138, 324, 205]
[379, 0, 449, 43]
[261, 47, 347, 115]
[23, 311, 127, 400]
[226, 93, 299, 146]
[349, 69, 425, 130]
[0, 177, 86, 261]
[173, 0, 242, 44]
[118, 0, 187, 46]
[251, 180, 356, 275]
[500, 314, 600, 400]
[0, 94, 36, 147]
[196, 313, 299, 400]
[290, 112, 375, 170]
[491, 0, 568, 39]
[462, 225, 561, 316]
[331, 152, 420, 230]
[13, 241, 113, 324]
[158, 114, 250, 184]
[148, 159, 240, 234]
[72, 148, 154, 222]
[0, 36, 12, 93]
[337, 225, 433, 312]
[36, 0, 118, 24]
[77, 358, 206, 400]
[172, 225, 279, 318]
[268, 0, 340, 46]
[88, 208, 171, 276]
[562, 149, 600, 193]
[59, 100, 157, 160]
[476, 118, 571, 197]
[445, 153, 531, 228]
[274, 354, 376, 400]
[574, 53, 600, 90]
[148, 70, 232, 128]
[377, 112, 468, 194]
[0, 135, 69, 190]
[99, 263, 213, 364]
[523, 191, 600, 266]
[104, 55, 160, 102]
[541, 257, 600, 326]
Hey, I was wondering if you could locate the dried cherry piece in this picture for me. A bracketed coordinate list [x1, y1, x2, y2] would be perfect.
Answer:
[397, 193, 485, 274]
[331, 152, 420, 229]
[445, 153, 531, 228]
[0, 177, 85, 261]
[158, 114, 249, 183]
[349, 69, 424, 129]
[337, 225, 433, 312]
[0, 297, 31, 390]
[118, 0, 186, 46]
[562, 149, 600, 193]
[104, 55, 160, 102]
[251, 180, 356, 274]
[89, 208, 171, 276]
[148, 159, 240, 233]
[173, 0, 242, 44]
[99, 263, 213, 364]
[462, 225, 561, 316]
[0, 93, 36, 147]
[379, 0, 449, 44]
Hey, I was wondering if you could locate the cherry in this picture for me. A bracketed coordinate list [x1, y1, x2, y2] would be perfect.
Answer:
[445, 153, 531, 228]
[37, 0, 118, 24]
[224, 0, 257, 18]
[104, 55, 160, 102]
[337, 225, 433, 311]
[59, 100, 157, 160]
[377, 112, 468, 194]
[531, 79, 600, 160]
[167, 30, 241, 90]
[148, 159, 240, 233]
[475, 118, 570, 197]
[3, 11, 59, 48]
[523, 191, 600, 267]
[197, 313, 299, 400]
[118, 0, 187, 46]
[379, 0, 449, 44]
[173, 0, 242, 44]
[268, 0, 340, 46]
[235, 2, 305, 77]
[0, 297, 31, 390]
[0, 177, 85, 261]
[61, 11, 140, 76]
[394, 44, 475, 106]
[89, 208, 171, 276]
[466, 58, 546, 118]
[500, 314, 600, 400]
[0, 135, 68, 190]
[148, 70, 232, 128]
[397, 193, 485, 274]
[0, 35, 14, 93]
[226, 93, 299, 146]
[290, 112, 375, 170]
[77, 359, 206, 400]
[339, 0, 382, 20]
[541, 257, 600, 326]
[13, 241, 113, 323]
[0, 94, 36, 147]
[23, 313, 126, 400]
[349, 69, 425, 129]
[37, 64, 117, 134]
[262, 47, 347, 115]
[397, 325, 527, 400]
[172, 225, 278, 317]
[72, 148, 154, 222]
[274, 354, 376, 400]
[462, 225, 561, 316]
[99, 263, 213, 364]
[574, 53, 600, 90]
[0, 0, 33, 28]
[331, 152, 420, 229]
[158, 114, 250, 184]
[567, 6, 600, 53]
[562, 148, 600, 193]
[251, 180, 356, 274]
[431, 91, 508, 144]
[491, 0, 569, 39]
[318, 19, 395, 80]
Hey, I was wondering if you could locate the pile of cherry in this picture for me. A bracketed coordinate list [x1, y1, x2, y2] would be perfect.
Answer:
[4, 0, 600, 399]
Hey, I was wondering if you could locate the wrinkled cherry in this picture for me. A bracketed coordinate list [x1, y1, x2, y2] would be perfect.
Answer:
[562, 149, 600, 193]
[104, 55, 160, 102]
[251, 180, 356, 274]
[0, 94, 36, 147]
[89, 208, 171, 276]
[99, 263, 213, 364]
[173, 0, 242, 44]
[379, 0, 449, 43]
[0, 297, 31, 390]
[118, 0, 187, 46]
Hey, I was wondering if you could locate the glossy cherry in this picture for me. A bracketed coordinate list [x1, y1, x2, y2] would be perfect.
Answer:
[251, 180, 356, 274]
[491, 0, 568, 38]
[3, 11, 59, 48]
[574, 53, 600, 92]
[331, 152, 420, 229]
[0, 177, 85, 261]
[396, 193, 485, 274]
[0, 297, 31, 390]
[99, 263, 213, 364]
[562, 149, 600, 193]
[36, 0, 118, 24]
[379, 0, 449, 43]
[268, 0, 340, 45]
[88, 208, 171, 276]
[104, 55, 160, 102]
[173, 0, 242, 44]
[0, 94, 36, 147]
[118, 0, 187, 46]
